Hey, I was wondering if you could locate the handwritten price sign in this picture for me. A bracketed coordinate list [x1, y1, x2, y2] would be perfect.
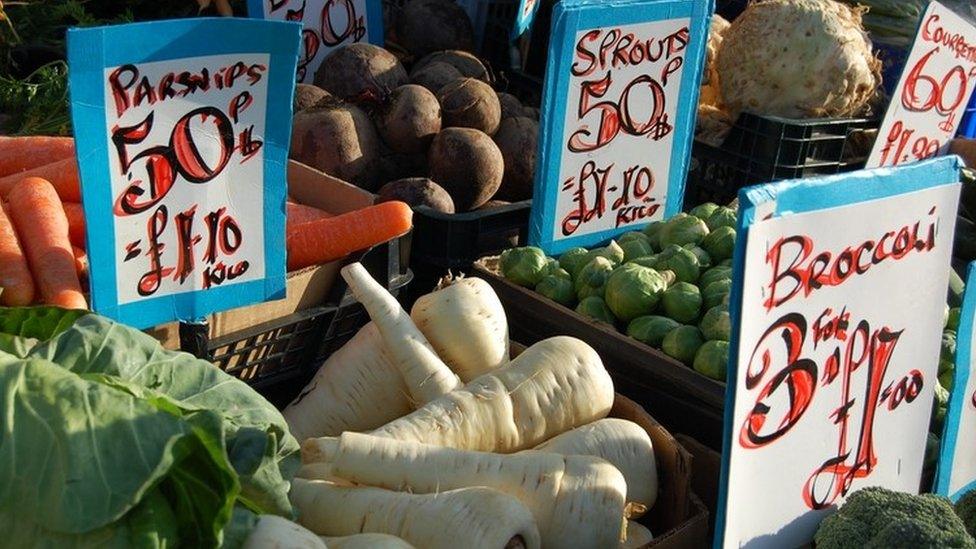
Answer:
[248, 0, 382, 83]
[68, 18, 300, 328]
[935, 262, 976, 502]
[866, 1, 976, 168]
[527, 0, 711, 255]
[512, 0, 541, 39]
[715, 157, 962, 548]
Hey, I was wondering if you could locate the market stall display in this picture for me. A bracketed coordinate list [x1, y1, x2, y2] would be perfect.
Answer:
[2, 0, 976, 546]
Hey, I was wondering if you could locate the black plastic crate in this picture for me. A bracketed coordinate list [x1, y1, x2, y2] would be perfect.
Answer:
[686, 113, 878, 205]
[496, 68, 542, 108]
[411, 201, 531, 270]
[179, 239, 411, 405]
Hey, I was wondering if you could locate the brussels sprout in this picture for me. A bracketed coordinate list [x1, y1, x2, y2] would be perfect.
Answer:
[604, 263, 671, 322]
[942, 331, 957, 363]
[703, 279, 733, 310]
[500, 246, 548, 287]
[662, 282, 702, 323]
[940, 368, 954, 391]
[621, 238, 655, 263]
[627, 315, 681, 348]
[575, 256, 616, 300]
[706, 207, 736, 231]
[693, 340, 729, 381]
[718, 258, 734, 267]
[652, 245, 700, 284]
[689, 202, 720, 220]
[683, 244, 712, 270]
[700, 304, 731, 341]
[642, 221, 667, 251]
[701, 226, 737, 262]
[659, 215, 710, 248]
[662, 325, 705, 366]
[576, 296, 615, 324]
[559, 247, 591, 278]
[536, 274, 576, 307]
[618, 231, 650, 244]
[699, 266, 733, 290]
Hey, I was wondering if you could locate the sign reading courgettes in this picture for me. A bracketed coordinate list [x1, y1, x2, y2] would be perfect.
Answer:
[247, 0, 384, 83]
[527, 0, 712, 255]
[67, 18, 300, 328]
[935, 261, 976, 502]
[716, 157, 962, 548]
[866, 0, 976, 168]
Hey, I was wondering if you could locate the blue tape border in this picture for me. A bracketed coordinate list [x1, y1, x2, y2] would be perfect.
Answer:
[527, 0, 714, 256]
[714, 156, 964, 548]
[67, 18, 300, 329]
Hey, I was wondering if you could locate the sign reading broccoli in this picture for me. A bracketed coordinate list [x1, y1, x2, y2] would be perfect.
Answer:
[527, 0, 711, 255]
[716, 157, 962, 547]
[936, 262, 976, 502]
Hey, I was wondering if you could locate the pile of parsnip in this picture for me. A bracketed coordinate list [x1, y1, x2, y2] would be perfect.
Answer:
[255, 263, 662, 549]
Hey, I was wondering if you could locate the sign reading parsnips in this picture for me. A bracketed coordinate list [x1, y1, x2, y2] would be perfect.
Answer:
[67, 18, 300, 328]
[527, 0, 712, 255]
[715, 157, 962, 547]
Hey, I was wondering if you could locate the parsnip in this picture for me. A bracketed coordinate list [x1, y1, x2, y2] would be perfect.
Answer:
[282, 323, 412, 440]
[243, 515, 328, 549]
[305, 336, 613, 457]
[621, 520, 654, 548]
[290, 479, 541, 549]
[319, 432, 627, 549]
[341, 263, 461, 404]
[534, 418, 658, 512]
[411, 275, 509, 381]
[321, 534, 415, 549]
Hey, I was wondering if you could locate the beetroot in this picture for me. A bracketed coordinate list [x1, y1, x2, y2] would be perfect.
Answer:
[314, 43, 407, 101]
[428, 128, 503, 211]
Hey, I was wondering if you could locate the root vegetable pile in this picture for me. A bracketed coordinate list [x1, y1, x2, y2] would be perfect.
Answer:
[282, 264, 662, 548]
[288, 7, 541, 211]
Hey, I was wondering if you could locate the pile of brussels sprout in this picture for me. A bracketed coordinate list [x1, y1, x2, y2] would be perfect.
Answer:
[499, 202, 737, 382]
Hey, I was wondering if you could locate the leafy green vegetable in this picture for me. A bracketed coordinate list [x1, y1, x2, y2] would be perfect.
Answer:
[0, 308, 299, 546]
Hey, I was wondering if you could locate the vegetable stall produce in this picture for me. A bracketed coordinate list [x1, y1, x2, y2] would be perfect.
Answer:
[0, 307, 299, 546]
[497, 204, 737, 381]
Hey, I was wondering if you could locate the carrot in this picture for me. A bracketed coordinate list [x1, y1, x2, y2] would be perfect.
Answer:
[288, 201, 333, 229]
[62, 202, 87, 248]
[7, 177, 87, 309]
[72, 245, 89, 283]
[0, 157, 81, 202]
[0, 136, 75, 178]
[287, 201, 412, 271]
[0, 202, 35, 306]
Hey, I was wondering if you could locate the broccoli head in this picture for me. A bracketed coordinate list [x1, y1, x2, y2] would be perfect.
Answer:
[815, 487, 975, 549]
[957, 489, 976, 539]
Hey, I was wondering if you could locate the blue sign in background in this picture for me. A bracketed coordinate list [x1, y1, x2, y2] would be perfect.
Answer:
[527, 0, 713, 255]
[68, 18, 300, 329]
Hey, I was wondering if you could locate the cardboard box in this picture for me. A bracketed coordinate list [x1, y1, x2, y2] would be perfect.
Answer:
[148, 161, 381, 350]
[477, 260, 726, 449]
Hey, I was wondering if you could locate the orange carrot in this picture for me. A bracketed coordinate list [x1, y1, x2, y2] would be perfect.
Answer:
[0, 136, 75, 178]
[287, 201, 332, 229]
[0, 157, 81, 202]
[287, 201, 413, 271]
[7, 177, 88, 310]
[72, 245, 89, 284]
[63, 202, 86, 248]
[0, 202, 35, 306]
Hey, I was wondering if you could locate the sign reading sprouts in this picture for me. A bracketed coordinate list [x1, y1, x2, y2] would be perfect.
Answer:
[248, 0, 383, 83]
[68, 18, 300, 328]
[715, 157, 962, 548]
[527, 0, 711, 255]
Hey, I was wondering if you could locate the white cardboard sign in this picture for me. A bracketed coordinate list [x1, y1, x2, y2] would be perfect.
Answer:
[715, 157, 962, 547]
[867, 1, 976, 168]
[248, 0, 383, 83]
